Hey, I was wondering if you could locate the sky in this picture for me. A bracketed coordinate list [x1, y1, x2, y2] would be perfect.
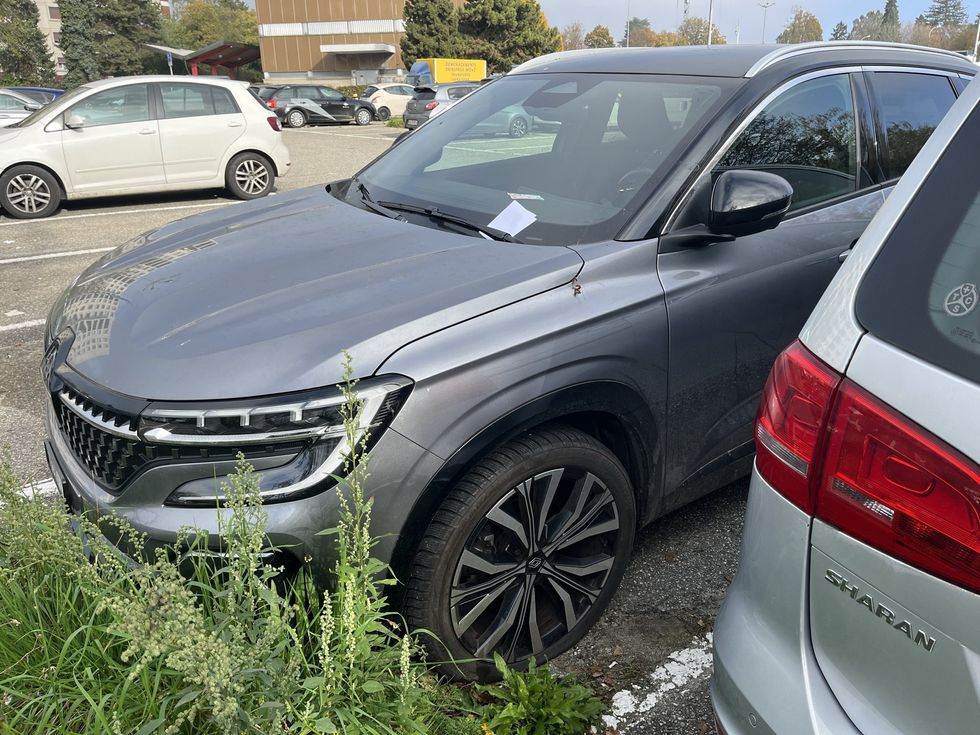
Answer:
[537, 1, 978, 44]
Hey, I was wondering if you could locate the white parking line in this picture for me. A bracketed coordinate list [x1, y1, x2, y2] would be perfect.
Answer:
[0, 201, 230, 227]
[0, 318, 46, 333]
[0, 246, 115, 266]
[297, 128, 396, 143]
[18, 479, 58, 497]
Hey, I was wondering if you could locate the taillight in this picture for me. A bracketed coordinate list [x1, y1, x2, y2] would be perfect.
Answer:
[425, 101, 439, 111]
[757, 340, 980, 593]
[267, 99, 276, 109]
[267, 116, 281, 132]
[816, 383, 980, 593]
[755, 341, 840, 512]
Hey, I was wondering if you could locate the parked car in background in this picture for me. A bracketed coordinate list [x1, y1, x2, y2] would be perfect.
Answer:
[6, 86, 64, 104]
[360, 82, 416, 121]
[0, 76, 289, 219]
[42, 44, 974, 682]
[712, 76, 980, 735]
[403, 82, 479, 130]
[255, 84, 376, 128]
[0, 88, 41, 128]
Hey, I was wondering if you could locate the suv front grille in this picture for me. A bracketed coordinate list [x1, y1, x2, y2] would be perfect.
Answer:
[53, 386, 306, 492]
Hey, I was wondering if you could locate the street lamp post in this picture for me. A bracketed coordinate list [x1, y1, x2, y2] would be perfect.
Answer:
[707, 0, 715, 45]
[625, 0, 631, 47]
[759, 1, 775, 44]
[973, 14, 980, 62]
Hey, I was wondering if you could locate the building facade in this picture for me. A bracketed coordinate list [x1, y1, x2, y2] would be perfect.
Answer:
[33, 1, 171, 79]
[256, 0, 462, 83]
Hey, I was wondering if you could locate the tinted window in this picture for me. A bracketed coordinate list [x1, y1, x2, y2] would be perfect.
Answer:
[319, 87, 344, 100]
[69, 84, 151, 128]
[255, 87, 278, 100]
[212, 87, 237, 114]
[856, 104, 980, 385]
[870, 72, 956, 180]
[447, 86, 475, 100]
[0, 93, 25, 111]
[362, 85, 379, 97]
[413, 88, 436, 101]
[719, 74, 857, 211]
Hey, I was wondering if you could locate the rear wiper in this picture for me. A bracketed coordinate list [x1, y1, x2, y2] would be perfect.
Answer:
[377, 200, 518, 243]
[351, 180, 406, 222]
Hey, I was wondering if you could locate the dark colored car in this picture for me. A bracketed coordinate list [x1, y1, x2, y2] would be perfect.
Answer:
[44, 43, 975, 681]
[254, 84, 376, 128]
[403, 83, 479, 130]
[5, 86, 64, 104]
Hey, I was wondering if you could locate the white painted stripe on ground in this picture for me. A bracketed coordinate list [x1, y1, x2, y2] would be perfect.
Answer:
[22, 479, 58, 497]
[0, 246, 115, 265]
[603, 634, 714, 731]
[298, 128, 395, 143]
[0, 201, 230, 227]
[0, 318, 46, 333]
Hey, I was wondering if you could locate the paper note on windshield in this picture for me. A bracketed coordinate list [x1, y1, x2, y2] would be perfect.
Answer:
[488, 201, 537, 237]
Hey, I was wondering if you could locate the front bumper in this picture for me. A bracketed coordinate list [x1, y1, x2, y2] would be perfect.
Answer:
[44, 398, 443, 584]
[711, 466, 860, 735]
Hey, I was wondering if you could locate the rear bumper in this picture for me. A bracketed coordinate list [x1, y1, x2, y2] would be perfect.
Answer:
[711, 466, 860, 735]
[268, 136, 291, 178]
[403, 113, 429, 129]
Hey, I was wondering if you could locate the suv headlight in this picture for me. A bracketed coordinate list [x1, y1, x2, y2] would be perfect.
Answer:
[152, 377, 412, 507]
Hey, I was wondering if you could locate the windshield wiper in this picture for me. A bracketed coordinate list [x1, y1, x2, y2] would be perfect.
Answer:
[351, 180, 407, 222]
[377, 200, 518, 243]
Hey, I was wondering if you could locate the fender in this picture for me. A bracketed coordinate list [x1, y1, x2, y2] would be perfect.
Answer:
[387, 380, 663, 590]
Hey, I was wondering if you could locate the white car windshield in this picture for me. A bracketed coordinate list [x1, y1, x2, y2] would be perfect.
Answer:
[10, 85, 89, 128]
[356, 73, 734, 244]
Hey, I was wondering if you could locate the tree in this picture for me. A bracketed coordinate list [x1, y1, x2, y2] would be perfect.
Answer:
[776, 7, 823, 43]
[583, 24, 615, 48]
[166, 0, 258, 49]
[677, 16, 726, 45]
[61, 0, 162, 86]
[458, 0, 561, 73]
[849, 10, 885, 40]
[883, 0, 900, 27]
[622, 16, 650, 46]
[830, 20, 849, 39]
[561, 21, 585, 50]
[0, 0, 55, 84]
[401, 0, 460, 67]
[922, 0, 968, 27]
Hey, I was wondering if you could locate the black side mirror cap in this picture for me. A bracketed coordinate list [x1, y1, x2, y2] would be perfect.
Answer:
[709, 169, 793, 238]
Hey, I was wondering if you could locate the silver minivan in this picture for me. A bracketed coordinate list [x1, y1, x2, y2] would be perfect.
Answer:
[0, 88, 40, 128]
[712, 78, 980, 732]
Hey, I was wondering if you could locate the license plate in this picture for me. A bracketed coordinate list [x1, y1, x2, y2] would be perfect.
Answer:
[406, 119, 418, 128]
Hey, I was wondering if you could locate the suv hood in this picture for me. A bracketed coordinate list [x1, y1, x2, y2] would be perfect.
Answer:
[53, 186, 583, 400]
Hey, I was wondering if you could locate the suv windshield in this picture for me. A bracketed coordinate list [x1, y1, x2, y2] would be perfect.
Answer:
[356, 72, 734, 244]
[857, 104, 980, 384]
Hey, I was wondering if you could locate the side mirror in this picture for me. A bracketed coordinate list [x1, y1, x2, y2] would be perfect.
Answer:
[65, 114, 85, 130]
[709, 169, 793, 237]
[24, 102, 41, 112]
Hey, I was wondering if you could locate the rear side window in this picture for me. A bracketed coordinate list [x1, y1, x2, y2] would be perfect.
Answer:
[160, 83, 239, 118]
[856, 103, 980, 384]
[0, 93, 25, 110]
[869, 72, 956, 180]
[718, 73, 857, 212]
[447, 86, 474, 100]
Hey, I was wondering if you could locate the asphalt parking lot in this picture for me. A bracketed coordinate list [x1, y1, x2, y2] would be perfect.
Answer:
[0, 122, 746, 733]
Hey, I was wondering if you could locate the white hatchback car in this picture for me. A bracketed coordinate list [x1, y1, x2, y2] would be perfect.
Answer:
[360, 82, 416, 121]
[0, 76, 291, 219]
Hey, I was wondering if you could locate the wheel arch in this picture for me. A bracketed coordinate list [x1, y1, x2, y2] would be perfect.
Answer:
[388, 380, 660, 593]
[1, 161, 68, 198]
[226, 148, 279, 177]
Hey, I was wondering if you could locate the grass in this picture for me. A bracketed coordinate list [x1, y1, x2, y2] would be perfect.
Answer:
[387, 116, 406, 128]
[0, 355, 605, 734]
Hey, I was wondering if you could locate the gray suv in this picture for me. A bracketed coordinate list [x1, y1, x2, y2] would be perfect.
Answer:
[712, 76, 980, 734]
[43, 43, 975, 680]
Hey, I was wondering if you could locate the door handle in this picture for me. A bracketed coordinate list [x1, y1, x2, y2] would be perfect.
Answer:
[138, 128, 157, 135]
[228, 121, 243, 128]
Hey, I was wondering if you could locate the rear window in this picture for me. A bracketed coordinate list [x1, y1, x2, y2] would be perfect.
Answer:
[254, 87, 278, 100]
[413, 88, 436, 101]
[362, 85, 379, 98]
[856, 103, 980, 384]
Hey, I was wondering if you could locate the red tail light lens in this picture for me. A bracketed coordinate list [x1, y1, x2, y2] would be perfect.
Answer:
[755, 341, 840, 512]
[425, 101, 440, 110]
[816, 383, 980, 593]
[267, 99, 276, 109]
[267, 116, 281, 132]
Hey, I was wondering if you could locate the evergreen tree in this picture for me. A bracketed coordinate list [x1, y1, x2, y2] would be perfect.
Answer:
[849, 10, 885, 39]
[883, 0, 900, 27]
[776, 7, 823, 43]
[458, 0, 561, 73]
[830, 20, 849, 39]
[583, 24, 615, 48]
[401, 0, 460, 67]
[923, 0, 968, 27]
[61, 0, 162, 87]
[0, 0, 55, 84]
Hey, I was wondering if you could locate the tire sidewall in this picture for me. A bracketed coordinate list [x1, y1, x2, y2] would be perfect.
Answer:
[509, 117, 529, 138]
[226, 153, 274, 200]
[377, 107, 391, 122]
[413, 437, 635, 680]
[287, 109, 306, 128]
[0, 166, 60, 219]
[355, 108, 372, 126]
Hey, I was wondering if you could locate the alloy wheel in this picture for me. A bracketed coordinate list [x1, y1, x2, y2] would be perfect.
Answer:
[235, 159, 270, 196]
[287, 110, 305, 128]
[510, 117, 529, 138]
[449, 467, 621, 662]
[6, 174, 51, 215]
[356, 109, 372, 125]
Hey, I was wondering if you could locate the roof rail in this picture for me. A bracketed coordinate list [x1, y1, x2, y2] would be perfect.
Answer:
[744, 41, 971, 77]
